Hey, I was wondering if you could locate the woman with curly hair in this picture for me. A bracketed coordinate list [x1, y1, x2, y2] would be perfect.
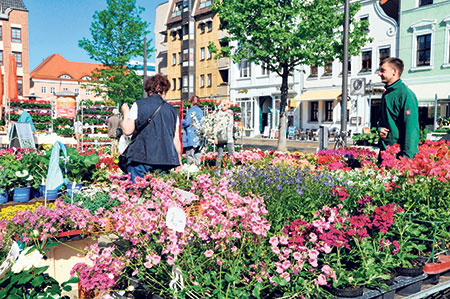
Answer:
[121, 74, 182, 181]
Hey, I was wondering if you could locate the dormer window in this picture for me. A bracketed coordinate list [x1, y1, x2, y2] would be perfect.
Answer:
[59, 74, 72, 79]
[81, 76, 91, 80]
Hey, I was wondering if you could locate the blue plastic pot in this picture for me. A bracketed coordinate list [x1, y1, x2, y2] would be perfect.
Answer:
[31, 187, 42, 199]
[0, 190, 8, 204]
[40, 185, 59, 199]
[13, 187, 31, 203]
[66, 182, 83, 196]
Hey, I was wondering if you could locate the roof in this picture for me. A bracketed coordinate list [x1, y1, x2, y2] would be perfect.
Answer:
[30, 53, 104, 82]
[0, 0, 27, 13]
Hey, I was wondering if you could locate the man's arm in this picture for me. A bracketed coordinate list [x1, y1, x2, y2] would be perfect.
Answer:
[401, 92, 420, 158]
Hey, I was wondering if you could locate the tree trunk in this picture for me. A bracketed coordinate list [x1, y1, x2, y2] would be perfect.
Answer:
[277, 66, 289, 152]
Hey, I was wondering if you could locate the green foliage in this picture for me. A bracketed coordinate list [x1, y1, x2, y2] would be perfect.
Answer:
[79, 0, 151, 105]
[63, 191, 120, 214]
[352, 128, 379, 145]
[212, 0, 371, 150]
[64, 148, 100, 183]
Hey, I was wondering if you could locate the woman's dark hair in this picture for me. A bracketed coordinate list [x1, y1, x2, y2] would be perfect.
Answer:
[144, 74, 171, 95]
[190, 95, 200, 106]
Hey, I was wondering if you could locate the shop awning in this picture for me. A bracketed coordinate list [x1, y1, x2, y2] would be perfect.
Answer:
[290, 89, 341, 107]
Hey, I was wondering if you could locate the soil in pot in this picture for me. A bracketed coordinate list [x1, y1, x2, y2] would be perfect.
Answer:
[396, 258, 425, 277]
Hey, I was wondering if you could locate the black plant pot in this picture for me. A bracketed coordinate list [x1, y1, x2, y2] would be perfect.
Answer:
[327, 286, 364, 298]
[396, 259, 425, 277]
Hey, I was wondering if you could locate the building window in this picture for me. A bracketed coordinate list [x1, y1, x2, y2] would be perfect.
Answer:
[361, 50, 372, 72]
[207, 21, 213, 32]
[179, 52, 182, 64]
[0, 26, 2, 41]
[171, 30, 177, 41]
[183, 49, 188, 62]
[199, 0, 212, 9]
[86, 89, 91, 95]
[12, 52, 22, 67]
[261, 64, 269, 76]
[63, 88, 68, 91]
[172, 53, 177, 65]
[18, 78, 22, 96]
[183, 76, 188, 88]
[200, 47, 205, 60]
[199, 23, 205, 34]
[379, 47, 390, 64]
[178, 77, 182, 90]
[207, 47, 212, 59]
[200, 74, 205, 88]
[75, 88, 79, 94]
[0, 51, 3, 66]
[207, 74, 212, 87]
[171, 2, 183, 17]
[323, 60, 332, 76]
[419, 0, 433, 6]
[348, 60, 352, 73]
[172, 78, 176, 90]
[445, 23, 450, 66]
[239, 58, 251, 78]
[360, 16, 369, 33]
[183, 24, 189, 36]
[324, 101, 333, 122]
[50, 87, 55, 94]
[81, 76, 91, 80]
[41, 86, 46, 94]
[59, 74, 72, 79]
[310, 65, 318, 77]
[417, 34, 431, 66]
[310, 101, 318, 122]
[11, 28, 21, 43]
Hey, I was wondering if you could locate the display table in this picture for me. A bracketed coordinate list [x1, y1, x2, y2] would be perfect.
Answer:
[0, 133, 77, 147]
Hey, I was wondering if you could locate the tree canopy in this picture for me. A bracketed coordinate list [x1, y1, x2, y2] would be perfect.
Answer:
[79, 0, 151, 105]
[212, 0, 371, 150]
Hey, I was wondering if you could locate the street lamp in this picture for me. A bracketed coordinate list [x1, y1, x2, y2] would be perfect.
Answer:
[341, 0, 350, 145]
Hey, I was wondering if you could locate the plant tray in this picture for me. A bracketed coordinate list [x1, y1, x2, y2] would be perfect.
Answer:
[424, 254, 450, 275]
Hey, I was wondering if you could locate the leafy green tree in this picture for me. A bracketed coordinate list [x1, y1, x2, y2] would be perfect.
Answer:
[212, 0, 371, 151]
[79, 0, 151, 105]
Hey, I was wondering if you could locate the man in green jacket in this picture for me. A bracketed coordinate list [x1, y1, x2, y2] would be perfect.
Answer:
[377, 57, 419, 159]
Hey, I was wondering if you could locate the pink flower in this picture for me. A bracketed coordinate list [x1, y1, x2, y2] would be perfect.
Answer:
[316, 274, 327, 286]
[152, 255, 161, 265]
[167, 256, 175, 265]
[204, 250, 214, 258]
[269, 236, 279, 247]
[321, 265, 331, 275]
[309, 258, 318, 268]
[293, 251, 302, 261]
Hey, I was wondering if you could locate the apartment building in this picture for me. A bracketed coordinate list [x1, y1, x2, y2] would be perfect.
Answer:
[154, 2, 169, 75]
[398, 0, 450, 125]
[163, 0, 229, 102]
[0, 0, 30, 99]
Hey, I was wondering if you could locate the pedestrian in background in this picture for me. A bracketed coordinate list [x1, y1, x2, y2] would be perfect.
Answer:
[107, 108, 121, 155]
[377, 57, 419, 160]
[121, 74, 182, 181]
[182, 95, 204, 165]
[214, 99, 235, 168]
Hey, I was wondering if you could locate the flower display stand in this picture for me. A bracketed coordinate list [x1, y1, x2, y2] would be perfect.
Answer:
[42, 236, 97, 299]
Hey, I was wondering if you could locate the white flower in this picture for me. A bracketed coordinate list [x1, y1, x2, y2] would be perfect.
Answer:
[11, 249, 44, 274]
[15, 170, 29, 178]
[108, 273, 115, 279]
[127, 285, 135, 292]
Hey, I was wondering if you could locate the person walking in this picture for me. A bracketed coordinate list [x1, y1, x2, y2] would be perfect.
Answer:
[214, 99, 235, 168]
[121, 74, 182, 181]
[107, 109, 121, 155]
[182, 95, 204, 165]
[377, 57, 419, 159]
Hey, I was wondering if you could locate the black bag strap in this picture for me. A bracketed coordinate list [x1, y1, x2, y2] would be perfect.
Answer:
[130, 100, 165, 142]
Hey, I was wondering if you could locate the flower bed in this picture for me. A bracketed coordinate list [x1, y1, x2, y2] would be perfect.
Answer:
[0, 141, 450, 297]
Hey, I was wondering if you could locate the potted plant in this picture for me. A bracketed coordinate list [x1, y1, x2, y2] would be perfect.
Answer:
[11, 169, 34, 203]
[0, 167, 13, 203]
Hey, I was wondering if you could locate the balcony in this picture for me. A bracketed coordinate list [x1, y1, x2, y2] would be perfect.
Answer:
[217, 84, 229, 97]
[217, 57, 229, 70]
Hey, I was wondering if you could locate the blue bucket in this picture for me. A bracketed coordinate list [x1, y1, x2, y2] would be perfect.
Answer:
[66, 182, 83, 196]
[13, 187, 31, 203]
[40, 185, 59, 199]
[0, 190, 8, 204]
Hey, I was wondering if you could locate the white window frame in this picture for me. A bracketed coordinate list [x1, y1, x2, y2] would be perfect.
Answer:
[359, 14, 369, 33]
[41, 86, 46, 94]
[50, 87, 55, 94]
[172, 53, 177, 65]
[377, 45, 391, 66]
[75, 88, 79, 94]
[417, 0, 433, 7]
[207, 73, 212, 87]
[410, 19, 436, 71]
[86, 89, 91, 96]
[443, 16, 450, 68]
[361, 48, 372, 73]
[200, 74, 205, 88]
[239, 58, 251, 78]
[207, 47, 212, 59]
[200, 47, 205, 60]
